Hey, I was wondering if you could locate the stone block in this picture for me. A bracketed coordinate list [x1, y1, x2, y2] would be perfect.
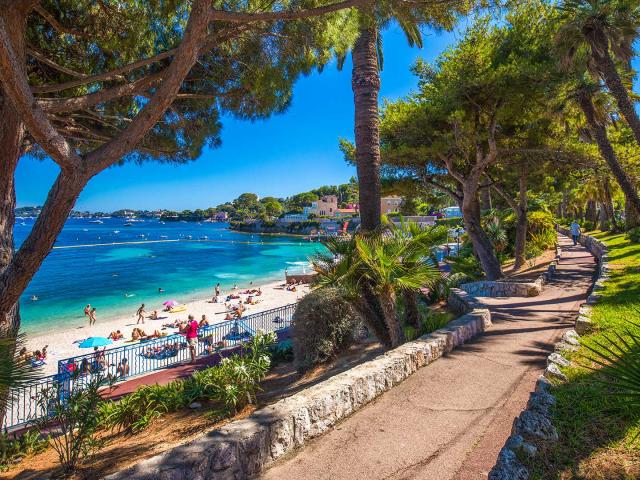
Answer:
[513, 410, 559, 442]
[575, 315, 593, 335]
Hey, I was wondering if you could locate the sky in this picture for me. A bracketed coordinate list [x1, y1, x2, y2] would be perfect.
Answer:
[15, 22, 467, 212]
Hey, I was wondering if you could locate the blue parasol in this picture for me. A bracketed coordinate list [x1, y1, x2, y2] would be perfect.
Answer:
[78, 337, 113, 348]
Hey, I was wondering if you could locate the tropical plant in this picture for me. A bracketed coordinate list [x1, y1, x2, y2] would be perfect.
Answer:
[34, 372, 113, 473]
[580, 322, 640, 422]
[556, 0, 640, 146]
[627, 227, 640, 243]
[292, 287, 362, 371]
[311, 222, 446, 347]
[0, 429, 48, 471]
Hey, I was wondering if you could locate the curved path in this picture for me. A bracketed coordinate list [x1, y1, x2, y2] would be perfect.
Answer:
[260, 235, 595, 480]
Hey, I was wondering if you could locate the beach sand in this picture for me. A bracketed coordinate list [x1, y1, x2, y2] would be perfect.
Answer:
[25, 280, 310, 375]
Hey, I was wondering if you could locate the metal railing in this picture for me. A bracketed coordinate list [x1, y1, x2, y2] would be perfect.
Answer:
[4, 303, 297, 430]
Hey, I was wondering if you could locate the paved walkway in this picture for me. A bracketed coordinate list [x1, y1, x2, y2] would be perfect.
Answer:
[260, 235, 595, 480]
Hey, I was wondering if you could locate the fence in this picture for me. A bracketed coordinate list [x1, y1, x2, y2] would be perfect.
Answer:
[3, 303, 297, 431]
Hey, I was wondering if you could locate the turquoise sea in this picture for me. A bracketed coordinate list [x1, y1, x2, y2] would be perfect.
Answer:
[14, 218, 323, 334]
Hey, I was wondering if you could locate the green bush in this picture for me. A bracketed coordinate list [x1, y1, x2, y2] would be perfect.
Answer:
[0, 429, 48, 471]
[292, 287, 362, 371]
[436, 217, 464, 227]
[100, 331, 276, 433]
[627, 227, 640, 243]
[34, 373, 113, 473]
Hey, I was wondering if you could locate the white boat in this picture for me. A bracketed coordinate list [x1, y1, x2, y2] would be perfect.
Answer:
[88, 220, 103, 224]
[124, 222, 133, 227]
[113, 230, 120, 234]
[160, 235, 168, 239]
[199, 235, 208, 240]
[137, 234, 145, 238]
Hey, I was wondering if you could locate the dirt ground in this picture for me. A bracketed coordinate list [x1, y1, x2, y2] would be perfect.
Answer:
[5, 340, 384, 480]
[502, 248, 557, 281]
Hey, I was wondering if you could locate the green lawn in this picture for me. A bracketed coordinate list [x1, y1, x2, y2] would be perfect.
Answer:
[527, 232, 640, 480]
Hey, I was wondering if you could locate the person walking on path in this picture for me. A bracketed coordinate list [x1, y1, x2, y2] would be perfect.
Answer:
[136, 304, 146, 324]
[570, 221, 581, 246]
[182, 315, 199, 364]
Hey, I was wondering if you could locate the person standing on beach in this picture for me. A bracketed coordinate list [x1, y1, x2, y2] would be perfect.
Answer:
[182, 315, 199, 364]
[89, 307, 97, 326]
[136, 304, 146, 324]
[215, 283, 220, 297]
[84, 304, 91, 318]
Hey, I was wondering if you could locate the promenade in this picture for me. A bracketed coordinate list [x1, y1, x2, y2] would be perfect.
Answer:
[260, 234, 595, 480]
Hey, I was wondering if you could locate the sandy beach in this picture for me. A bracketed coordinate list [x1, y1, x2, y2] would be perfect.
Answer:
[26, 280, 310, 375]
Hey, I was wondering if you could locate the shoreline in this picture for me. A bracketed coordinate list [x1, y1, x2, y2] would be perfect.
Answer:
[26, 279, 310, 376]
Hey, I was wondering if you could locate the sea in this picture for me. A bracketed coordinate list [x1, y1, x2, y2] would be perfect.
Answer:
[14, 218, 323, 334]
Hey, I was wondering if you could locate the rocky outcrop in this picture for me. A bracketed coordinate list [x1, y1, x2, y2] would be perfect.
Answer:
[106, 290, 492, 480]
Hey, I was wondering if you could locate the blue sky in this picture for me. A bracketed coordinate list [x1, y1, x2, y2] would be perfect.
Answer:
[16, 22, 467, 212]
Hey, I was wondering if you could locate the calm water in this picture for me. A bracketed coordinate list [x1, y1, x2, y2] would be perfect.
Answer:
[14, 218, 322, 334]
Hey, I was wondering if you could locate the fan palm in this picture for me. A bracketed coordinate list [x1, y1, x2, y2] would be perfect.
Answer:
[556, 0, 640, 145]
[311, 222, 446, 347]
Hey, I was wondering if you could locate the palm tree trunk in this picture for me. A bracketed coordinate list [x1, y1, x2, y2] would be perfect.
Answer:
[379, 287, 403, 347]
[577, 91, 640, 228]
[352, 27, 381, 232]
[589, 30, 640, 147]
[602, 178, 617, 230]
[403, 290, 421, 330]
[356, 284, 391, 347]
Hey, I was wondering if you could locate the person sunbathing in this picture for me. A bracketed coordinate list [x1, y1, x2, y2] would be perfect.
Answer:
[224, 312, 234, 320]
[149, 310, 159, 320]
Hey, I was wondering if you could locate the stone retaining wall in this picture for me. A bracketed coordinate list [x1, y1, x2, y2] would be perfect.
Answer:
[106, 291, 492, 480]
[460, 280, 543, 297]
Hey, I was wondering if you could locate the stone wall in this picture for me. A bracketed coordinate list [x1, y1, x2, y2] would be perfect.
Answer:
[460, 280, 543, 298]
[106, 291, 492, 480]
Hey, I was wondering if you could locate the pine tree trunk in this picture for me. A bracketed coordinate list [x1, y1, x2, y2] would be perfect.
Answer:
[461, 185, 502, 280]
[589, 30, 640, 147]
[513, 173, 528, 271]
[586, 199, 598, 224]
[0, 4, 27, 430]
[352, 27, 381, 232]
[577, 91, 640, 228]
[403, 289, 420, 330]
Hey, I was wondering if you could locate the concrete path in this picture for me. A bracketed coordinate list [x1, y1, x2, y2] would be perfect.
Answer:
[259, 235, 595, 480]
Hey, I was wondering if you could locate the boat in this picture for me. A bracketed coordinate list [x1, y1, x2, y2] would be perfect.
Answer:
[88, 220, 103, 224]
[160, 235, 168, 239]
[184, 235, 193, 240]
[137, 234, 145, 238]
[169, 305, 187, 313]
[199, 236, 208, 240]
[113, 230, 120, 234]
[124, 222, 133, 227]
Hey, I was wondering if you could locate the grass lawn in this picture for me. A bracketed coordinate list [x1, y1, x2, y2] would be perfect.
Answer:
[526, 232, 640, 479]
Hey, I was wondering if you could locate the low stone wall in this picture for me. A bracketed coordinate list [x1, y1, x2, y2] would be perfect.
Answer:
[285, 273, 317, 284]
[460, 280, 543, 298]
[106, 291, 492, 480]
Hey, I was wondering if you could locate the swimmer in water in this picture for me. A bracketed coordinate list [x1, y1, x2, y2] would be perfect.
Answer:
[31, 295, 38, 301]
[158, 287, 164, 293]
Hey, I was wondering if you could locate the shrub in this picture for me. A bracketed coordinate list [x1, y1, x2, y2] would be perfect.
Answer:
[436, 217, 464, 228]
[627, 227, 640, 243]
[0, 429, 48, 471]
[292, 287, 362, 371]
[34, 373, 113, 473]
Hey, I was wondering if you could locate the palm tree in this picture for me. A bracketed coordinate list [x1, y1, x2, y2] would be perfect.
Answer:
[350, 3, 465, 231]
[574, 82, 640, 226]
[556, 0, 640, 145]
[311, 222, 446, 347]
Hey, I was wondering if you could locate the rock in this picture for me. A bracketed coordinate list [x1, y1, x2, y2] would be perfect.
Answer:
[488, 447, 529, 480]
[575, 316, 593, 335]
[554, 341, 579, 353]
[562, 329, 580, 346]
[505, 434, 524, 450]
[189, 402, 202, 409]
[547, 353, 570, 368]
[535, 375, 553, 393]
[544, 363, 568, 382]
[514, 410, 559, 442]
[527, 391, 556, 416]
[521, 443, 538, 457]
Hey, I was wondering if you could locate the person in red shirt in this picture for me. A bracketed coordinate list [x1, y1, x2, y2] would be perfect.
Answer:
[182, 315, 199, 363]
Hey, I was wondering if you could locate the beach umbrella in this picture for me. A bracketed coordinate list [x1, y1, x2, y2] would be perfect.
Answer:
[79, 337, 113, 348]
[163, 300, 179, 307]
